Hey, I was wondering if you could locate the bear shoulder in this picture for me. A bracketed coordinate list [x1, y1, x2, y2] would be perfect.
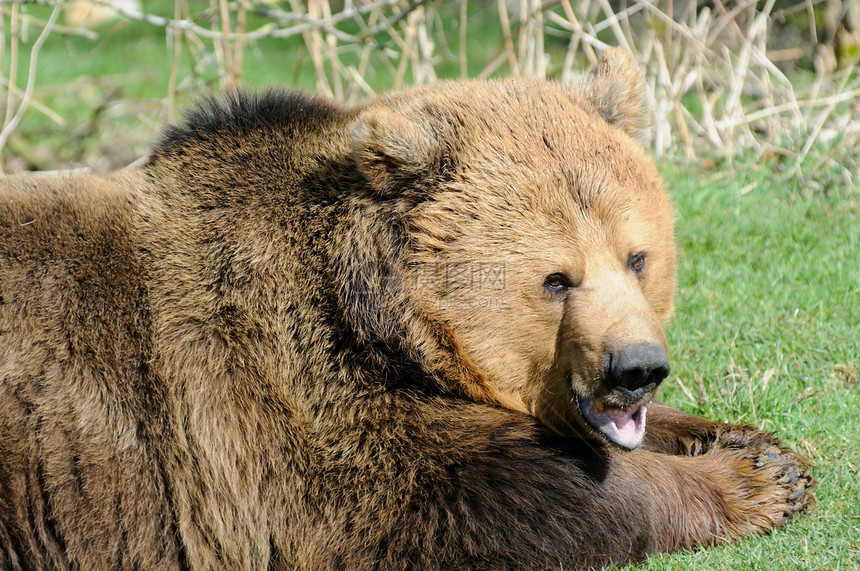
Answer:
[149, 89, 356, 163]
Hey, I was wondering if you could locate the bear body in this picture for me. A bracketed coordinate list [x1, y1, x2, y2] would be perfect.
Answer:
[0, 50, 813, 569]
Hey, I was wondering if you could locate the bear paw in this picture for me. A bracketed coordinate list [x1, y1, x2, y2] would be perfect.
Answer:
[706, 428, 816, 533]
[745, 441, 816, 525]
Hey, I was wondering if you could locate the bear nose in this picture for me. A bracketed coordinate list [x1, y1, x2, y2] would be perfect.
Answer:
[605, 343, 670, 399]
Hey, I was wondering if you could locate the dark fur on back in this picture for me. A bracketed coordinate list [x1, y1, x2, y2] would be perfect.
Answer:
[154, 89, 347, 155]
[1, 63, 814, 570]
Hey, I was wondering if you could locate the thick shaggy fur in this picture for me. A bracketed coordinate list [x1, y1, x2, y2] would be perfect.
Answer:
[0, 50, 813, 569]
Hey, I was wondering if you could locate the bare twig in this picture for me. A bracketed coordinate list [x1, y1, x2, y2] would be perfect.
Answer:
[0, 1, 62, 168]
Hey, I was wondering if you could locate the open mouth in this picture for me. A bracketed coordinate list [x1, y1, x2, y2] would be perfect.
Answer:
[576, 396, 648, 450]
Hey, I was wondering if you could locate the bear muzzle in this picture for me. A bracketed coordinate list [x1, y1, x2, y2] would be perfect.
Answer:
[605, 343, 670, 400]
[576, 343, 670, 450]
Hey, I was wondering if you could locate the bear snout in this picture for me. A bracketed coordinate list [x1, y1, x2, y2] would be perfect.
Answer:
[604, 343, 670, 403]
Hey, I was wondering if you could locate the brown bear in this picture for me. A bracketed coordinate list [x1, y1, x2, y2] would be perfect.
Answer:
[0, 49, 813, 569]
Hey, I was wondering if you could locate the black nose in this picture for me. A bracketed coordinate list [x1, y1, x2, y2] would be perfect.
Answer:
[606, 343, 670, 397]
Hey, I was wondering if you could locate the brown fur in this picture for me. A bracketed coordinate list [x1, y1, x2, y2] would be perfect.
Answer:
[0, 49, 813, 569]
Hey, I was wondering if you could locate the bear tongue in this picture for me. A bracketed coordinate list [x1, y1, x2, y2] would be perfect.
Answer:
[604, 406, 638, 432]
[578, 398, 647, 450]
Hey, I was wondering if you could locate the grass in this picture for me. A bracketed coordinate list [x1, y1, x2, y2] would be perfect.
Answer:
[613, 161, 860, 569]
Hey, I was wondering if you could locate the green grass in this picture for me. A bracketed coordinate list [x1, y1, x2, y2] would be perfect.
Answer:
[614, 162, 860, 570]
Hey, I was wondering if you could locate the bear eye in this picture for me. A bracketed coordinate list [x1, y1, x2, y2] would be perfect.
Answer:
[544, 273, 573, 295]
[628, 253, 646, 276]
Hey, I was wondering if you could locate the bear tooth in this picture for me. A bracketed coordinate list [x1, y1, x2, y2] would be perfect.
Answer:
[595, 400, 606, 414]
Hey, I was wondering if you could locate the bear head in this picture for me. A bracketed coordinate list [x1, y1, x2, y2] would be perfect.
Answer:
[352, 48, 675, 450]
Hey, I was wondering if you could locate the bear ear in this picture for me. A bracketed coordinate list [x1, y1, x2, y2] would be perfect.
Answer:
[351, 107, 443, 196]
[569, 47, 650, 143]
